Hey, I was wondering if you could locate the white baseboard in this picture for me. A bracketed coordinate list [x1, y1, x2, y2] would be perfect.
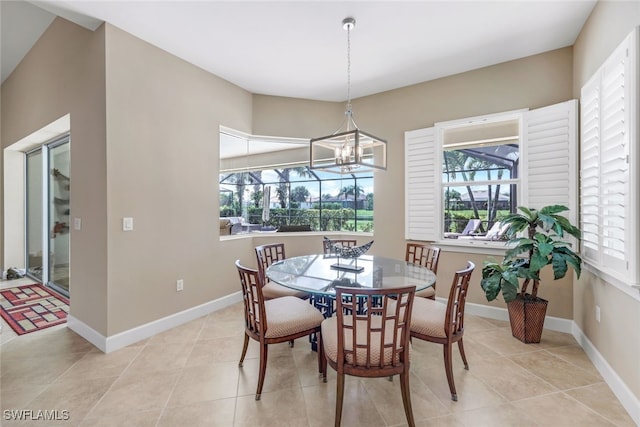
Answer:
[67, 291, 243, 353]
[572, 323, 640, 426]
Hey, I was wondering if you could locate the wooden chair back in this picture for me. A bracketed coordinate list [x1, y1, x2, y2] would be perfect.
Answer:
[255, 243, 286, 283]
[235, 260, 267, 339]
[444, 261, 475, 337]
[405, 243, 441, 273]
[334, 286, 415, 374]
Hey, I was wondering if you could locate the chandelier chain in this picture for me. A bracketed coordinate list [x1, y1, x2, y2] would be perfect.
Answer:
[346, 22, 352, 116]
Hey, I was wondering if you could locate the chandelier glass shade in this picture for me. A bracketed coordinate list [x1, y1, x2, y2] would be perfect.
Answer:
[309, 17, 387, 174]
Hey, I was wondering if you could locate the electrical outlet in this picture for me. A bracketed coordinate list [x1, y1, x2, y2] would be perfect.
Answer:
[176, 279, 184, 292]
[595, 305, 601, 323]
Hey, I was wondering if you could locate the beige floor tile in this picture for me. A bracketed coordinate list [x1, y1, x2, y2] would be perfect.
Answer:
[186, 335, 258, 368]
[0, 383, 49, 411]
[534, 329, 580, 349]
[24, 376, 117, 423]
[469, 357, 558, 401]
[364, 373, 451, 424]
[122, 342, 193, 376]
[146, 317, 205, 345]
[79, 409, 162, 427]
[413, 364, 507, 412]
[545, 344, 600, 376]
[513, 391, 617, 426]
[55, 346, 143, 382]
[302, 379, 387, 427]
[509, 350, 602, 390]
[158, 399, 236, 427]
[236, 353, 304, 398]
[452, 402, 539, 426]
[416, 414, 466, 427]
[198, 317, 246, 340]
[470, 327, 545, 356]
[1, 352, 86, 388]
[566, 382, 637, 427]
[166, 361, 239, 407]
[85, 370, 181, 419]
[234, 388, 311, 427]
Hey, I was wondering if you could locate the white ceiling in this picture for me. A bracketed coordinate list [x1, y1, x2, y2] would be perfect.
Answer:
[2, 0, 597, 102]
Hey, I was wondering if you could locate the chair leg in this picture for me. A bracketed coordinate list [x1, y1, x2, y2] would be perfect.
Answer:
[238, 333, 250, 367]
[316, 330, 324, 374]
[457, 338, 469, 370]
[256, 343, 269, 400]
[443, 343, 458, 401]
[335, 373, 345, 427]
[289, 340, 294, 348]
[399, 372, 416, 427]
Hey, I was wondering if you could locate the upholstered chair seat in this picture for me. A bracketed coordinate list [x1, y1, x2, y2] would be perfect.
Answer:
[262, 282, 309, 300]
[408, 297, 447, 338]
[264, 296, 324, 338]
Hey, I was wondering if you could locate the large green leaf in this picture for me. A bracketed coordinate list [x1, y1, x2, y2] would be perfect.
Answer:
[529, 250, 548, 272]
[540, 205, 569, 215]
[551, 252, 569, 279]
[501, 270, 520, 302]
[480, 275, 502, 301]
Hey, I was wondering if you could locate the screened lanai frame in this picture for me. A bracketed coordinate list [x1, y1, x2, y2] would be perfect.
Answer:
[442, 142, 520, 236]
[219, 166, 374, 233]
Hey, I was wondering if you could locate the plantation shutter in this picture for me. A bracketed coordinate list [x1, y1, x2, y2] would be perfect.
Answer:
[522, 100, 578, 227]
[599, 44, 629, 272]
[405, 127, 438, 241]
[580, 76, 601, 262]
[579, 28, 638, 286]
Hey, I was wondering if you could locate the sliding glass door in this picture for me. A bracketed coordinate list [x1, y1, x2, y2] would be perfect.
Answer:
[48, 141, 70, 294]
[26, 150, 44, 281]
[25, 136, 70, 297]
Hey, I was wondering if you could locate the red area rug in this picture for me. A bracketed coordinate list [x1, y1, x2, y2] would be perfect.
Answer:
[0, 284, 69, 335]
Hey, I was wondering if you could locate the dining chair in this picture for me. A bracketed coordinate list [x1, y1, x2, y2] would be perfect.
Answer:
[255, 243, 309, 300]
[235, 260, 325, 400]
[409, 261, 475, 401]
[405, 243, 441, 300]
[322, 238, 357, 255]
[321, 286, 416, 427]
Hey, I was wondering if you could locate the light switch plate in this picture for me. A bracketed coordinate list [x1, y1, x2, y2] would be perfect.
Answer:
[73, 218, 82, 230]
[123, 217, 134, 231]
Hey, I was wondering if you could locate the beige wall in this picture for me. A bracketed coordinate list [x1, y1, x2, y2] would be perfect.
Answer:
[104, 24, 253, 334]
[252, 47, 575, 318]
[572, 0, 640, 402]
[1, 18, 109, 334]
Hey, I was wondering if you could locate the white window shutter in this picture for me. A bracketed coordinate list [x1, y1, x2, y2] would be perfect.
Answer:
[523, 100, 578, 227]
[580, 75, 601, 263]
[405, 127, 438, 241]
[580, 30, 637, 284]
[599, 43, 629, 272]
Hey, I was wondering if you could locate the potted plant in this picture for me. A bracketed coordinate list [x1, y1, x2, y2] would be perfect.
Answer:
[480, 205, 582, 343]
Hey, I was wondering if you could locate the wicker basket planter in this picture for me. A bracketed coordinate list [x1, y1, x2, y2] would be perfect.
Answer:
[507, 293, 548, 343]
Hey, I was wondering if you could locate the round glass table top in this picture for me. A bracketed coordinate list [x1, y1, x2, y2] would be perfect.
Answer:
[265, 254, 436, 297]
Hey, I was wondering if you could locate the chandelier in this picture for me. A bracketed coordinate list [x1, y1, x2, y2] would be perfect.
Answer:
[310, 17, 387, 174]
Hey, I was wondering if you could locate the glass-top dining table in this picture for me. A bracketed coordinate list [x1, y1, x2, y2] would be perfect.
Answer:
[266, 254, 437, 316]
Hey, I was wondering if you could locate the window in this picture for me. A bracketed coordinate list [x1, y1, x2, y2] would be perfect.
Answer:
[441, 118, 519, 239]
[219, 128, 374, 234]
[406, 101, 577, 246]
[580, 28, 639, 288]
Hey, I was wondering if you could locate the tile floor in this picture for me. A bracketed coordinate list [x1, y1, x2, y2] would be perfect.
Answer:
[0, 277, 636, 426]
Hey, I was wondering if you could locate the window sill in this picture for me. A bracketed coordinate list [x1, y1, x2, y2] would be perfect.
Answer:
[433, 239, 511, 256]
